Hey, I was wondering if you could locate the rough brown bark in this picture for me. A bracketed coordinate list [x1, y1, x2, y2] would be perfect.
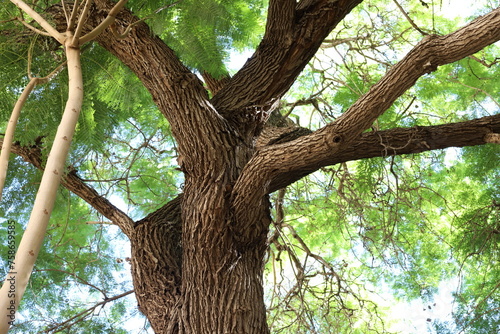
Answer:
[265, 114, 500, 192]
[132, 196, 182, 332]
[201, 71, 231, 96]
[211, 0, 363, 122]
[78, 1, 366, 332]
[10, 112, 499, 221]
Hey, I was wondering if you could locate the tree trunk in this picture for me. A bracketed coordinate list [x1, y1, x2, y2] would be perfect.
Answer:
[180, 181, 270, 333]
[173, 98, 271, 332]
[130, 131, 271, 334]
[37, 2, 500, 333]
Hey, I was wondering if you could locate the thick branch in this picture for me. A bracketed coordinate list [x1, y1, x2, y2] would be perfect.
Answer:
[233, 113, 500, 232]
[265, 0, 296, 44]
[268, 114, 500, 192]
[87, 0, 205, 124]
[88, 1, 236, 174]
[232, 7, 500, 234]
[127, 112, 500, 239]
[333, 8, 500, 140]
[5, 139, 134, 237]
[211, 0, 362, 120]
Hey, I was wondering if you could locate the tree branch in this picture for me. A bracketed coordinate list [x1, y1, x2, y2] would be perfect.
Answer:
[210, 0, 362, 123]
[0, 59, 66, 201]
[78, 0, 129, 45]
[230, 113, 500, 246]
[121, 112, 500, 249]
[72, 0, 93, 44]
[87, 0, 233, 162]
[67, 0, 82, 31]
[268, 114, 500, 192]
[44, 289, 134, 333]
[231, 6, 500, 234]
[391, 0, 428, 35]
[16, 17, 52, 37]
[265, 0, 296, 44]
[4, 139, 135, 237]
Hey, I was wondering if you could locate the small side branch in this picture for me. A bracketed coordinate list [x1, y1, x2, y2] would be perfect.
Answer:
[392, 0, 428, 35]
[72, 0, 93, 44]
[16, 17, 52, 36]
[78, 0, 129, 45]
[44, 290, 134, 333]
[4, 139, 135, 236]
[0, 79, 38, 201]
[67, 0, 82, 31]
[0, 60, 66, 201]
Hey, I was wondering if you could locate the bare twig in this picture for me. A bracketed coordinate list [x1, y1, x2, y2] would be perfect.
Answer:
[72, 0, 93, 45]
[44, 290, 134, 333]
[60, 0, 71, 26]
[392, 0, 428, 36]
[67, 0, 81, 31]
[468, 55, 499, 68]
[16, 17, 52, 36]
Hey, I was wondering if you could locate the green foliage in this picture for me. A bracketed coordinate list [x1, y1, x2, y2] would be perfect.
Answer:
[276, 0, 500, 323]
[129, 0, 265, 77]
[1, 187, 135, 333]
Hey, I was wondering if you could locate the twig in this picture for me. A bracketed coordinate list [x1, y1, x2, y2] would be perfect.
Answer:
[44, 290, 134, 333]
[60, 0, 70, 26]
[16, 17, 52, 36]
[72, 0, 92, 45]
[67, 0, 81, 31]
[468, 55, 499, 68]
[392, 0, 428, 36]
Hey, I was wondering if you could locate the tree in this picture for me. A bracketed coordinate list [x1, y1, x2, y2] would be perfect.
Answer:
[0, 0, 499, 333]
